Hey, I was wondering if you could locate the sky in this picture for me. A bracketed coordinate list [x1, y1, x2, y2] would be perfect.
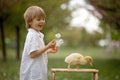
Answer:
[61, 0, 103, 33]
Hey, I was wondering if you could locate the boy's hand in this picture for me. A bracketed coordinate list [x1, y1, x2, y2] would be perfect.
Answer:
[49, 46, 58, 53]
[46, 40, 56, 48]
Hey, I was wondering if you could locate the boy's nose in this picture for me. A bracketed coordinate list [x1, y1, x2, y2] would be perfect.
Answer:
[40, 20, 45, 23]
[40, 20, 45, 25]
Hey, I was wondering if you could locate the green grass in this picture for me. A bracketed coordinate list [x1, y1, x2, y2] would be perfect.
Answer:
[48, 58, 120, 80]
[0, 47, 120, 80]
[0, 60, 20, 80]
[49, 47, 120, 59]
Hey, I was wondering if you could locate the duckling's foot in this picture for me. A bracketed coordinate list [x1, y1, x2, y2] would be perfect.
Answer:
[67, 64, 71, 69]
[76, 64, 79, 69]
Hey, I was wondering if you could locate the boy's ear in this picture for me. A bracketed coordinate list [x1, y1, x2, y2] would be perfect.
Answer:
[28, 21, 32, 26]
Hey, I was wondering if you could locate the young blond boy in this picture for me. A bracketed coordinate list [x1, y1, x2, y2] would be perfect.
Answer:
[20, 6, 58, 80]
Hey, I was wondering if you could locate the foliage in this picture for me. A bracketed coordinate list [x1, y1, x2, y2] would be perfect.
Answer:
[87, 0, 120, 40]
[58, 27, 104, 47]
[0, 0, 70, 43]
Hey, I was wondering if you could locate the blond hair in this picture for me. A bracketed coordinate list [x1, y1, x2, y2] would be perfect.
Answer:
[24, 6, 46, 28]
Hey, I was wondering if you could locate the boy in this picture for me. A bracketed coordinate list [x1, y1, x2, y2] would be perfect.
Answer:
[20, 6, 58, 80]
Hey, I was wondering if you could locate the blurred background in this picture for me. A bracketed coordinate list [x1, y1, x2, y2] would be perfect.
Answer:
[0, 0, 120, 80]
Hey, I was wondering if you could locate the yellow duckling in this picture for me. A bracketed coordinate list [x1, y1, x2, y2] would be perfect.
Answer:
[65, 53, 93, 69]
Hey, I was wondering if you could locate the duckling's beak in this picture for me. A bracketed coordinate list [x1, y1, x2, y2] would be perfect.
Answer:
[90, 62, 93, 66]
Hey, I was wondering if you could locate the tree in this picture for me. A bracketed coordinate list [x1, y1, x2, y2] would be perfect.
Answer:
[0, 0, 69, 60]
[87, 0, 120, 40]
[0, 0, 19, 61]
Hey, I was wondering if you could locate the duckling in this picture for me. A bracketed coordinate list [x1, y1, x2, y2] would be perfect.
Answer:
[65, 53, 93, 69]
[65, 53, 83, 68]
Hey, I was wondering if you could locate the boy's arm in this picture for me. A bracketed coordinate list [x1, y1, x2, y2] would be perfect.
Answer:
[30, 45, 49, 58]
[30, 40, 56, 58]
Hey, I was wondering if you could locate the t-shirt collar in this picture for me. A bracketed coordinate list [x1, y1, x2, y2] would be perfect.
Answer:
[28, 28, 44, 38]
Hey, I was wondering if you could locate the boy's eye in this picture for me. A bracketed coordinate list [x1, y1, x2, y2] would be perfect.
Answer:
[37, 18, 45, 21]
[41, 18, 45, 20]
[37, 18, 40, 21]
[43, 18, 45, 20]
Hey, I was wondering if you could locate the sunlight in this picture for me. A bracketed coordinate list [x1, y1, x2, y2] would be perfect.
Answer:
[67, 0, 103, 33]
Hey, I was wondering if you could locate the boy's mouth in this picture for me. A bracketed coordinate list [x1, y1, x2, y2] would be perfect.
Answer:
[38, 25, 43, 28]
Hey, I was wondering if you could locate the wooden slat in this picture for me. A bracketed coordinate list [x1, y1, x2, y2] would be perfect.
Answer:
[51, 68, 99, 80]
[51, 68, 99, 73]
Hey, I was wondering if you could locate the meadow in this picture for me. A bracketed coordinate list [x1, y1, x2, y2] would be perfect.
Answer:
[0, 47, 120, 80]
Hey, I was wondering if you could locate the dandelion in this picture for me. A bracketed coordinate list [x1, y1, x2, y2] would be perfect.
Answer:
[55, 33, 61, 39]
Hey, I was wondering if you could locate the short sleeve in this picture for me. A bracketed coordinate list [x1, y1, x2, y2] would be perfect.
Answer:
[27, 34, 40, 55]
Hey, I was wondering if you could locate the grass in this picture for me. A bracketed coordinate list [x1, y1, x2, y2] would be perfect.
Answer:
[0, 60, 20, 80]
[48, 47, 120, 59]
[0, 47, 120, 80]
[48, 58, 120, 80]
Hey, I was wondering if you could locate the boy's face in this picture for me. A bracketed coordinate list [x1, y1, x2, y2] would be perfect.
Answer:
[29, 17, 45, 31]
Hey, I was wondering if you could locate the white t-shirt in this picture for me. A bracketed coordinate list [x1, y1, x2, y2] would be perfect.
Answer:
[20, 28, 48, 80]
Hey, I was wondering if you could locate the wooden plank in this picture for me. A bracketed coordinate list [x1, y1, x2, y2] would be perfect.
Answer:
[51, 68, 99, 73]
[51, 68, 99, 80]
